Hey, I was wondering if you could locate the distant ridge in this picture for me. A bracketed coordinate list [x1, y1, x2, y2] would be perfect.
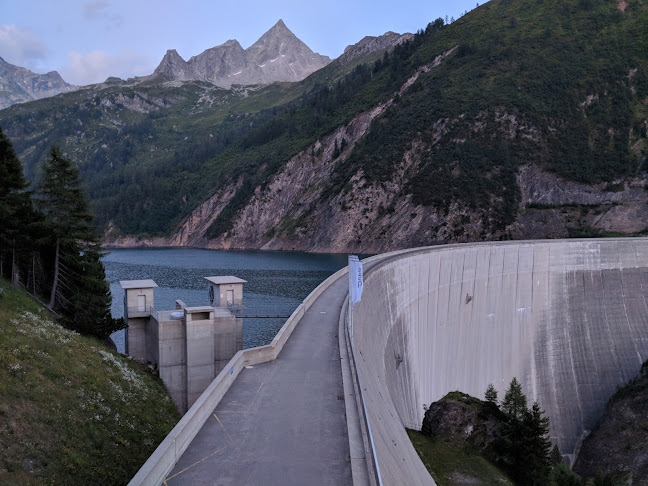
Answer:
[0, 57, 76, 109]
[153, 19, 331, 87]
[337, 31, 414, 65]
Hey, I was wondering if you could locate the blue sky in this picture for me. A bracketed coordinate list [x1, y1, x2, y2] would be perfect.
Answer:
[0, 0, 480, 85]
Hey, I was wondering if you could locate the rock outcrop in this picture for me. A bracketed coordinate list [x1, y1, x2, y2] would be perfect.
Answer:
[574, 360, 648, 484]
[422, 392, 506, 453]
[153, 20, 331, 88]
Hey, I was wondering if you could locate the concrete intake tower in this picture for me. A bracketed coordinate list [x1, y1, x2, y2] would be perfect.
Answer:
[120, 277, 246, 413]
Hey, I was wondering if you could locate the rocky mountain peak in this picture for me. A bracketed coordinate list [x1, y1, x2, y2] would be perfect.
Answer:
[151, 20, 331, 88]
[153, 49, 189, 79]
[0, 56, 76, 109]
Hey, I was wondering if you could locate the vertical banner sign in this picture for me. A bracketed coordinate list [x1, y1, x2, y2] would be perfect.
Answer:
[348, 255, 364, 305]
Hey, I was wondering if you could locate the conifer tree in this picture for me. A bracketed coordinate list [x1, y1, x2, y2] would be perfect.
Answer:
[519, 402, 553, 485]
[485, 383, 498, 406]
[0, 127, 32, 285]
[499, 377, 528, 478]
[35, 147, 122, 339]
[501, 376, 526, 420]
[36, 147, 95, 310]
[499, 378, 554, 485]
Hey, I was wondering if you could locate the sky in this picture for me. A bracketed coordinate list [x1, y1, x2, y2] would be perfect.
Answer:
[0, 0, 479, 86]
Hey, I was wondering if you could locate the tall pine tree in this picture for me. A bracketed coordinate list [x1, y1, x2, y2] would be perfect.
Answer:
[519, 402, 553, 485]
[499, 378, 554, 485]
[501, 376, 527, 420]
[0, 127, 33, 286]
[35, 147, 122, 339]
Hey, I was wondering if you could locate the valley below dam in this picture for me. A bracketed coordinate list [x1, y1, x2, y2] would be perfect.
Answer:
[103, 248, 351, 353]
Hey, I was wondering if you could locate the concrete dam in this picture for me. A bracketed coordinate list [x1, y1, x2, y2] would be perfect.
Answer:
[352, 238, 648, 484]
[130, 237, 648, 485]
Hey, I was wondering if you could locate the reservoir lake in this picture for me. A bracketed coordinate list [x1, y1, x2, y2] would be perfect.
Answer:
[104, 248, 349, 353]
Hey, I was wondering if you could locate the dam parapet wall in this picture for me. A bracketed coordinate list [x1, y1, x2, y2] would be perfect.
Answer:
[351, 238, 648, 484]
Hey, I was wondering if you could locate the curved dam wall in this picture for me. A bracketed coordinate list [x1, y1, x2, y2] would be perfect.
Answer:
[351, 238, 648, 484]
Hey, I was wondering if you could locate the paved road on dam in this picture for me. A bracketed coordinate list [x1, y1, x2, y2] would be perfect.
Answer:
[164, 274, 352, 486]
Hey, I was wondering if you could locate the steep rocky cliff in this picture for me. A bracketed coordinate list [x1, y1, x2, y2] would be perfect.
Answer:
[574, 360, 648, 484]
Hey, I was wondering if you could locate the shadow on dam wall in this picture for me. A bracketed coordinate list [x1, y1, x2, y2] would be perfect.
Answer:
[352, 238, 648, 484]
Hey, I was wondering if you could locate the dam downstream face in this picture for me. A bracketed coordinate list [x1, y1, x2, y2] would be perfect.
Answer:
[352, 239, 648, 482]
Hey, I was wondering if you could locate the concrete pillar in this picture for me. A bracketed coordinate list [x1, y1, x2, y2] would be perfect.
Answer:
[185, 307, 216, 409]
[213, 310, 243, 375]
[157, 311, 187, 413]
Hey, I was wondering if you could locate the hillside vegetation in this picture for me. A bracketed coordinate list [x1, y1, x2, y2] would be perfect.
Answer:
[0, 0, 647, 250]
[0, 280, 179, 485]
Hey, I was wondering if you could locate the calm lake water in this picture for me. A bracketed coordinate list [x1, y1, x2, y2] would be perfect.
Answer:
[104, 248, 349, 353]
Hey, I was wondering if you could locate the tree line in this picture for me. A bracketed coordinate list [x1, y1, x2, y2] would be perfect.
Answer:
[483, 379, 619, 486]
[0, 127, 123, 340]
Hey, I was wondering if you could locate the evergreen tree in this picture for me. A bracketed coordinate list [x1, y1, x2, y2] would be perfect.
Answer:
[0, 127, 32, 285]
[36, 147, 95, 310]
[66, 245, 124, 339]
[499, 377, 528, 479]
[501, 377, 526, 420]
[519, 402, 553, 485]
[485, 383, 498, 406]
[35, 147, 122, 339]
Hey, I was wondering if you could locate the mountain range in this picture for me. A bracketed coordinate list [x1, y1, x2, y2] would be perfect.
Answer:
[0, 20, 337, 109]
[0, 0, 647, 255]
[153, 20, 331, 87]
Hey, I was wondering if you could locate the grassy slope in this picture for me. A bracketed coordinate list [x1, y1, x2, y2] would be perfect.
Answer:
[407, 429, 513, 486]
[0, 279, 179, 485]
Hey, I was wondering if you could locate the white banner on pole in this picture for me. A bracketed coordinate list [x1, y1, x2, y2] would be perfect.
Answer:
[349, 255, 363, 305]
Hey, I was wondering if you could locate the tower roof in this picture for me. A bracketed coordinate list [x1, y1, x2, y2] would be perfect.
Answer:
[119, 279, 158, 289]
[204, 276, 247, 285]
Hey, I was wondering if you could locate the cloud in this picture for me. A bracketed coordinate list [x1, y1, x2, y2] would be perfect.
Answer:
[0, 24, 48, 69]
[83, 1, 123, 29]
[60, 49, 156, 85]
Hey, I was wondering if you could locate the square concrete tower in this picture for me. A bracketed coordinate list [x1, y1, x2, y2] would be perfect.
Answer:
[120, 279, 157, 361]
[204, 276, 247, 309]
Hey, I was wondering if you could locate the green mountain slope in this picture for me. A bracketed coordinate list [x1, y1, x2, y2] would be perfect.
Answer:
[337, 0, 648, 223]
[0, 280, 179, 485]
[1, 0, 647, 248]
[0, 34, 406, 237]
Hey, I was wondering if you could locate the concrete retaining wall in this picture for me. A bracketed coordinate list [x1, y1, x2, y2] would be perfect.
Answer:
[128, 265, 349, 486]
[351, 238, 648, 485]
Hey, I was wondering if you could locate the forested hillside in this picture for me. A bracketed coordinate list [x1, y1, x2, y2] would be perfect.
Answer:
[1, 0, 647, 252]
